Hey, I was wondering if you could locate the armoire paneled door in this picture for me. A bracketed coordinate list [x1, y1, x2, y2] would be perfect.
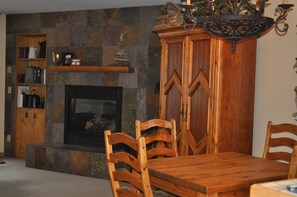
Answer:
[155, 26, 256, 156]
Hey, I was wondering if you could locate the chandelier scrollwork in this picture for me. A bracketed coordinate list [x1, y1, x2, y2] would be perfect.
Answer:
[181, 0, 294, 51]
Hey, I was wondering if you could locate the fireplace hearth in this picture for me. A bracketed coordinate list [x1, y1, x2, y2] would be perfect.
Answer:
[64, 85, 122, 150]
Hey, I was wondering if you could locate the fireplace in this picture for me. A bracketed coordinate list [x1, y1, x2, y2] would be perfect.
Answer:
[64, 85, 122, 150]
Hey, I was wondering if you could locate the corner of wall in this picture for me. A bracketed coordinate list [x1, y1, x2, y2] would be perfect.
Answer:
[0, 14, 6, 154]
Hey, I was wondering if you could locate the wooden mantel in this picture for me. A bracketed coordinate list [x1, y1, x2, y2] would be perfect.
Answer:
[47, 66, 134, 73]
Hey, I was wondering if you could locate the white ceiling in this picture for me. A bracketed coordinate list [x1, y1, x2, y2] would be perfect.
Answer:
[0, 0, 180, 14]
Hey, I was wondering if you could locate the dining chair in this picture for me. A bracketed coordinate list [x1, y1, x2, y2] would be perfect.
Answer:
[289, 145, 297, 179]
[135, 118, 178, 159]
[262, 121, 297, 163]
[104, 130, 153, 197]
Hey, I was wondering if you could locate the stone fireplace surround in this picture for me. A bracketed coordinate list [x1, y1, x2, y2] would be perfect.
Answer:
[25, 85, 123, 179]
[5, 6, 162, 178]
[26, 143, 109, 179]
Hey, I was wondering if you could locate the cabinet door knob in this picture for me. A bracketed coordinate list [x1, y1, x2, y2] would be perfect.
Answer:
[181, 104, 185, 121]
[33, 113, 37, 119]
[25, 112, 28, 118]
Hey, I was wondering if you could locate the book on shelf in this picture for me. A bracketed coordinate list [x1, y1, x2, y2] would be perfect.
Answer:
[17, 86, 30, 108]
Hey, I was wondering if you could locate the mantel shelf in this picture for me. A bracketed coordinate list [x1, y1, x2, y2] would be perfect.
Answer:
[47, 65, 134, 73]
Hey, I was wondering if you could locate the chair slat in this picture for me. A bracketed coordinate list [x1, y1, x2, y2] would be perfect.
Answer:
[144, 132, 174, 144]
[113, 171, 143, 192]
[147, 147, 176, 159]
[116, 188, 142, 197]
[109, 152, 140, 172]
[139, 119, 173, 130]
[265, 152, 292, 163]
[107, 132, 138, 151]
[269, 138, 297, 148]
[270, 124, 297, 134]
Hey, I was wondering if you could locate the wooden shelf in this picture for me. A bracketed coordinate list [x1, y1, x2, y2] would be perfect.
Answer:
[47, 66, 134, 73]
[17, 58, 47, 61]
[17, 83, 45, 86]
[17, 107, 45, 111]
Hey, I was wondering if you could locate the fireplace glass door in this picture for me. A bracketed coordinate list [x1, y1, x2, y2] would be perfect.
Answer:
[64, 85, 122, 149]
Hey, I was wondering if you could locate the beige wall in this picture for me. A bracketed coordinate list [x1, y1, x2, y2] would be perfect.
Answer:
[0, 15, 6, 154]
[253, 2, 297, 156]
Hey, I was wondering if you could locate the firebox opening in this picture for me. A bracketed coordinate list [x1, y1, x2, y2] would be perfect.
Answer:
[64, 85, 122, 150]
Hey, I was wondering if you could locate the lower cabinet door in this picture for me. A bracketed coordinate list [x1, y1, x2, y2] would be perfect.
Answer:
[32, 109, 45, 143]
[15, 108, 45, 158]
[15, 109, 31, 158]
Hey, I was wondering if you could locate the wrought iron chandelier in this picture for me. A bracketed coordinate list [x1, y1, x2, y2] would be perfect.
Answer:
[181, 0, 294, 51]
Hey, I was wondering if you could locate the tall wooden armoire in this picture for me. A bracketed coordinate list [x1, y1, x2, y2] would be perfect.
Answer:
[155, 26, 256, 156]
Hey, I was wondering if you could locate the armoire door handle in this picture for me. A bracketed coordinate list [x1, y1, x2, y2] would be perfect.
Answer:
[25, 112, 28, 118]
[185, 104, 188, 120]
[33, 113, 37, 119]
[181, 104, 184, 121]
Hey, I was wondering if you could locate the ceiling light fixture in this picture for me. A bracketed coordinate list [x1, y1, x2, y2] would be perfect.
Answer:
[181, 0, 294, 51]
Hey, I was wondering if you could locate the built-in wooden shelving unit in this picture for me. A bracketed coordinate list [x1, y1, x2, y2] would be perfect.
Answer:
[47, 66, 134, 73]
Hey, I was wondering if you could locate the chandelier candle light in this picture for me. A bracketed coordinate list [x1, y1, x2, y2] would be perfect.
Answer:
[181, 0, 294, 51]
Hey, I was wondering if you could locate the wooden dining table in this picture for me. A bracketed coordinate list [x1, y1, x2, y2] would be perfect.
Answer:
[148, 152, 289, 197]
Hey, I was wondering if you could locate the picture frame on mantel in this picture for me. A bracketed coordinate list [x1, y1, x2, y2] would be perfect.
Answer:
[71, 58, 81, 66]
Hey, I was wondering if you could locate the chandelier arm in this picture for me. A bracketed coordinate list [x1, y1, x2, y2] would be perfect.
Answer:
[240, 0, 259, 15]
[207, 0, 214, 14]
[184, 22, 197, 32]
[184, 7, 195, 22]
[223, 0, 233, 14]
[274, 6, 289, 33]
[256, 0, 268, 15]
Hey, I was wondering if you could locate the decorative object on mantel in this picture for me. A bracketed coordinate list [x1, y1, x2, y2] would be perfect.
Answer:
[52, 52, 73, 66]
[52, 52, 61, 65]
[71, 58, 81, 66]
[154, 2, 184, 30]
[114, 33, 129, 66]
[180, 0, 294, 51]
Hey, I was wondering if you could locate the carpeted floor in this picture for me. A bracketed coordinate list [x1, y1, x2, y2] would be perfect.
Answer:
[0, 157, 113, 197]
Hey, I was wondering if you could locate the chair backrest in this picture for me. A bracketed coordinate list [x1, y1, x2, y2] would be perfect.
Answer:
[262, 121, 297, 163]
[104, 130, 153, 197]
[135, 118, 178, 159]
[289, 145, 297, 179]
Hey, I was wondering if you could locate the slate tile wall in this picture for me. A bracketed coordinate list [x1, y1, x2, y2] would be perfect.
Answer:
[5, 5, 162, 154]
